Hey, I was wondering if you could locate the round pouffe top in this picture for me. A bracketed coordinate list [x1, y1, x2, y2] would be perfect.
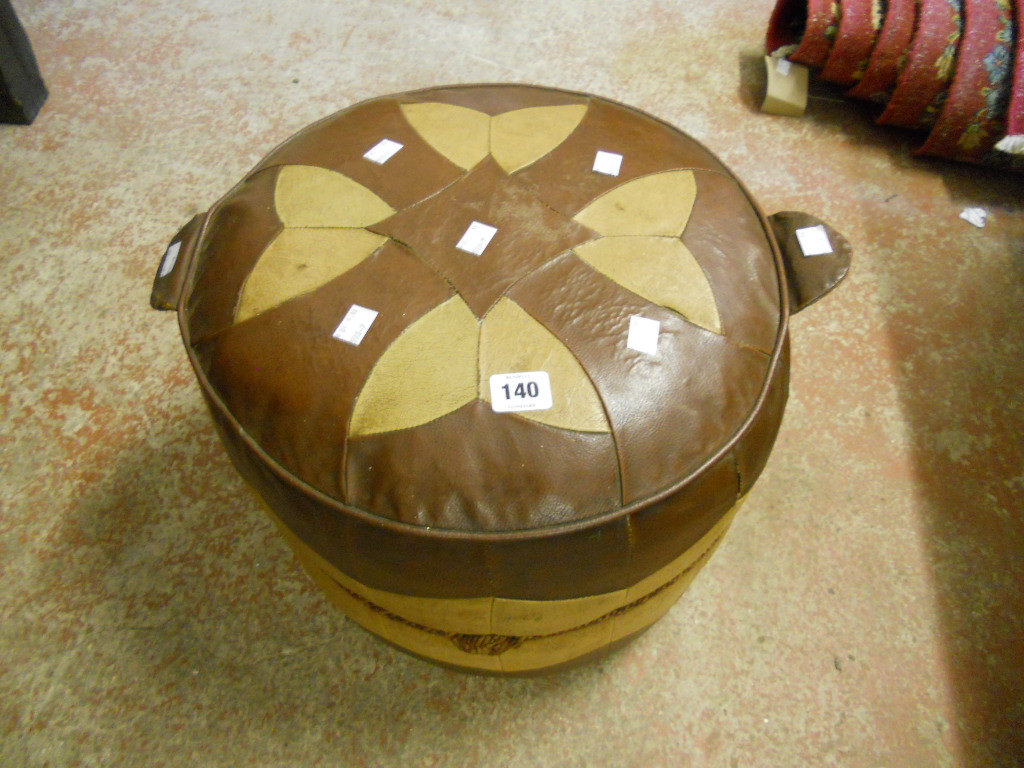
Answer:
[154, 84, 850, 673]
[181, 84, 796, 531]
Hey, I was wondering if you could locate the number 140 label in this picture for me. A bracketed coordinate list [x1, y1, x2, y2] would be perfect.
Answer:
[489, 371, 553, 413]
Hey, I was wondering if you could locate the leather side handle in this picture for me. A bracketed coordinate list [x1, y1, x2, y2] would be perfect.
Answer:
[769, 211, 852, 314]
[150, 214, 205, 311]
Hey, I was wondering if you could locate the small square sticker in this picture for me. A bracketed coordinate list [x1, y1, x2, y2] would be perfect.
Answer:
[593, 150, 624, 176]
[795, 225, 833, 257]
[456, 221, 498, 255]
[363, 138, 404, 164]
[158, 241, 182, 278]
[627, 315, 661, 356]
[332, 304, 379, 346]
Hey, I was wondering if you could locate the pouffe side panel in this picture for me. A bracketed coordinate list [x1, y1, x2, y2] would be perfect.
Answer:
[204, 396, 496, 599]
[481, 515, 635, 600]
[276, 498, 743, 674]
[624, 454, 739, 586]
[734, 337, 790, 495]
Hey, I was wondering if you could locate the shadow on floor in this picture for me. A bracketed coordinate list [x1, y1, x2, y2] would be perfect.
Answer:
[738, 53, 1024, 766]
[879, 229, 1024, 767]
[70, 398, 609, 755]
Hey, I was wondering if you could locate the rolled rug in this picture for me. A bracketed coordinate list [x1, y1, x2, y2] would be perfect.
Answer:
[846, 0, 920, 102]
[878, 0, 964, 129]
[820, 0, 883, 85]
[994, 0, 1023, 153]
[916, 0, 1015, 162]
[766, 0, 843, 66]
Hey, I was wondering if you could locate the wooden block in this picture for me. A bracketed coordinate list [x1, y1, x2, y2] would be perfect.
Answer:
[762, 55, 809, 118]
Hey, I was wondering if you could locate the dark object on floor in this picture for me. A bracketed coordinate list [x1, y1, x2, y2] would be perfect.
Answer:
[766, 0, 1023, 170]
[1, 0, 47, 125]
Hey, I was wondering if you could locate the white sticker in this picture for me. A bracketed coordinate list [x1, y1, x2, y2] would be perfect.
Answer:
[332, 304, 379, 346]
[593, 150, 624, 176]
[795, 225, 833, 257]
[363, 138, 404, 164]
[627, 315, 661, 355]
[776, 58, 793, 76]
[959, 207, 987, 228]
[489, 371, 553, 413]
[456, 221, 499, 255]
[158, 241, 182, 278]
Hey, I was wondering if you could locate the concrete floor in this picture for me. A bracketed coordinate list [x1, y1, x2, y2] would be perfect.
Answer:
[2, 1, 1022, 766]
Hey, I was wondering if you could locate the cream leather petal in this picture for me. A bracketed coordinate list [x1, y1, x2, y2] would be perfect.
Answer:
[275, 165, 395, 227]
[573, 170, 697, 236]
[574, 236, 722, 333]
[490, 104, 588, 173]
[349, 296, 479, 436]
[236, 228, 388, 322]
[400, 102, 491, 170]
[479, 297, 610, 433]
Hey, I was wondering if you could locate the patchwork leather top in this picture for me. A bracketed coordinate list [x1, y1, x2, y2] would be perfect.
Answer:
[155, 85, 850, 542]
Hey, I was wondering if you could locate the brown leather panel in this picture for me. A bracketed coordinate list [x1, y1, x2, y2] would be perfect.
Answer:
[194, 241, 454, 499]
[481, 516, 635, 600]
[512, 99, 727, 217]
[626, 455, 738, 585]
[345, 399, 621, 530]
[401, 84, 589, 116]
[205, 399, 498, 598]
[252, 98, 464, 210]
[682, 172, 781, 353]
[369, 156, 597, 318]
[337, 516, 499, 598]
[186, 168, 283, 345]
[734, 338, 789, 495]
[509, 254, 770, 505]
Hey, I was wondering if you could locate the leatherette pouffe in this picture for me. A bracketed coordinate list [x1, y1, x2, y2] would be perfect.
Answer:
[152, 84, 851, 675]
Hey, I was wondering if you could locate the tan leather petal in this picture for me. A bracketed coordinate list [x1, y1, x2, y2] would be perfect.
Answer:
[275, 165, 395, 227]
[490, 104, 588, 173]
[479, 297, 610, 433]
[399, 102, 491, 170]
[349, 296, 479, 436]
[572, 170, 697, 236]
[574, 236, 722, 333]
[236, 228, 388, 322]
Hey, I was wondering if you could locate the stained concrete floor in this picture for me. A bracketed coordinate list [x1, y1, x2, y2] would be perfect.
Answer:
[2, 1, 1023, 766]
